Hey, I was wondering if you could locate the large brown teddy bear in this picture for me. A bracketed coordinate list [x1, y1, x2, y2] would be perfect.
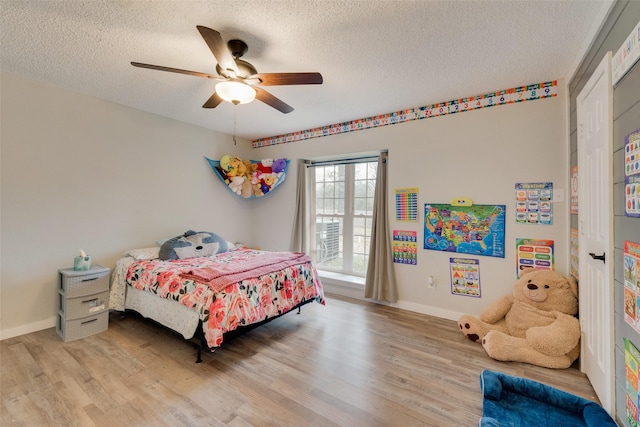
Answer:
[458, 269, 580, 369]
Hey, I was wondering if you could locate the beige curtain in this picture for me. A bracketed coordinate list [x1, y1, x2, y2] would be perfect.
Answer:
[365, 152, 398, 303]
[290, 160, 315, 257]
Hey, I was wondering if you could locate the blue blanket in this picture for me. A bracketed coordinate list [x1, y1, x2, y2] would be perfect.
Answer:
[479, 370, 616, 427]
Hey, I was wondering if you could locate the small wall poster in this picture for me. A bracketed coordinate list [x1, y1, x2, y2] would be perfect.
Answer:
[395, 188, 418, 221]
[570, 166, 578, 214]
[392, 230, 417, 264]
[625, 129, 640, 217]
[624, 241, 640, 333]
[625, 337, 640, 427]
[516, 238, 554, 278]
[450, 257, 481, 297]
[570, 228, 579, 280]
[515, 182, 553, 224]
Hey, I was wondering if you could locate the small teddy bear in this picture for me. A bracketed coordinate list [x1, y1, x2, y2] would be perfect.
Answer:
[228, 175, 245, 195]
[458, 268, 580, 369]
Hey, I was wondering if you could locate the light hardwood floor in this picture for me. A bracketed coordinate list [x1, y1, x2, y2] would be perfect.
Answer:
[2, 294, 599, 426]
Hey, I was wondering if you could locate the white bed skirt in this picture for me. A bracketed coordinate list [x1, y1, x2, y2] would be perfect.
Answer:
[124, 286, 200, 340]
[110, 256, 200, 340]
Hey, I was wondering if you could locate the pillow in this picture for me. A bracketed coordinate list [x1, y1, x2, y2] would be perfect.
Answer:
[124, 247, 160, 260]
[159, 230, 229, 261]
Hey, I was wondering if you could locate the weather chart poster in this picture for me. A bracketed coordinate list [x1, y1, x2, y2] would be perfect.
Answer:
[624, 241, 640, 333]
[625, 129, 640, 217]
[515, 182, 553, 224]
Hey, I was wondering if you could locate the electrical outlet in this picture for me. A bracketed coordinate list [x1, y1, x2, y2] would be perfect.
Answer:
[427, 276, 436, 289]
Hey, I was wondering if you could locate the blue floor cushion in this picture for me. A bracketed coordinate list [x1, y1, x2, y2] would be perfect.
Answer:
[479, 370, 616, 427]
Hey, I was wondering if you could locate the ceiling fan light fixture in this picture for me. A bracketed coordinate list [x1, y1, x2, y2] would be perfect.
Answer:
[215, 80, 256, 105]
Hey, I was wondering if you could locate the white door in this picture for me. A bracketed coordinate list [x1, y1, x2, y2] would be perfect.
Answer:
[577, 51, 614, 414]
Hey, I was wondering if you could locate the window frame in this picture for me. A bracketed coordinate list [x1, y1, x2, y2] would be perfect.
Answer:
[310, 157, 378, 277]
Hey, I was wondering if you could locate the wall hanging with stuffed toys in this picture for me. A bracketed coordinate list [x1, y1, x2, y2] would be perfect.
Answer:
[205, 155, 289, 198]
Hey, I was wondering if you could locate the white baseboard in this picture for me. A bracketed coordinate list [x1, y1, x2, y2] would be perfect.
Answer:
[322, 283, 365, 300]
[392, 300, 463, 322]
[0, 316, 56, 341]
[322, 280, 463, 322]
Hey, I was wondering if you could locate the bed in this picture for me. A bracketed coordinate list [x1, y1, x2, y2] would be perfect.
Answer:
[109, 232, 325, 361]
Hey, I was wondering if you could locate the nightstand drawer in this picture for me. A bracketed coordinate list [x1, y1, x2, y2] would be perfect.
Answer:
[59, 290, 109, 320]
[59, 268, 109, 297]
[56, 312, 108, 342]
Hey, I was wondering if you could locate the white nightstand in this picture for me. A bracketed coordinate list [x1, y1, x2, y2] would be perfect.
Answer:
[56, 265, 110, 342]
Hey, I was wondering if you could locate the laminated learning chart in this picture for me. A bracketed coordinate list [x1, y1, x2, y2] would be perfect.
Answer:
[395, 188, 418, 221]
[516, 238, 554, 278]
[515, 182, 553, 224]
[624, 241, 640, 333]
[625, 129, 640, 217]
[625, 337, 640, 427]
[424, 203, 505, 258]
[393, 230, 417, 265]
[450, 257, 481, 298]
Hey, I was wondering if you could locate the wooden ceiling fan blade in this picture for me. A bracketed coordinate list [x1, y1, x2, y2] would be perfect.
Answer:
[131, 62, 222, 80]
[202, 92, 224, 108]
[196, 25, 239, 75]
[252, 72, 323, 86]
[254, 87, 294, 114]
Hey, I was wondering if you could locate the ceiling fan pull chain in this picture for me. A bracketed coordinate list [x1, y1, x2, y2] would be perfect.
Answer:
[233, 105, 237, 145]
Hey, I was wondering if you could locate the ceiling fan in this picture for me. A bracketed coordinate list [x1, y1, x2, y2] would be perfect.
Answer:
[131, 25, 323, 114]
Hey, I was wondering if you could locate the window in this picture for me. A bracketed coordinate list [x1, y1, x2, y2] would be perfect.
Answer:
[312, 159, 377, 276]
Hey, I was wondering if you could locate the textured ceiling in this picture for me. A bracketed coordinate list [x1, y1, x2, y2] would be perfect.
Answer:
[1, 1, 613, 141]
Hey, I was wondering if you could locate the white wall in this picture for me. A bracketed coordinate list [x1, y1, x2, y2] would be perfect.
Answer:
[251, 82, 569, 321]
[0, 72, 569, 337]
[0, 72, 253, 338]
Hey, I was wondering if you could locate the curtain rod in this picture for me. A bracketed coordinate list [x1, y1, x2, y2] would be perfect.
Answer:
[306, 153, 384, 168]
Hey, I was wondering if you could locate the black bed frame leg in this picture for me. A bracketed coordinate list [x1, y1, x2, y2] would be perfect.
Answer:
[196, 345, 203, 363]
[297, 306, 301, 314]
[193, 321, 209, 363]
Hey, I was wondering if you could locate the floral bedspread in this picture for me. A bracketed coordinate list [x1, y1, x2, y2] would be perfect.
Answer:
[125, 248, 325, 348]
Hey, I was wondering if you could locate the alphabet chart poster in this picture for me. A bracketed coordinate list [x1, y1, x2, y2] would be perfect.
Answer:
[393, 230, 417, 265]
[625, 128, 640, 217]
[395, 188, 418, 221]
[515, 182, 553, 224]
[516, 238, 554, 278]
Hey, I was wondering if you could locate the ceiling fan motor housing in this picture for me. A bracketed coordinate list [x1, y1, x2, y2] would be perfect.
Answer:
[216, 59, 257, 79]
[213, 39, 257, 78]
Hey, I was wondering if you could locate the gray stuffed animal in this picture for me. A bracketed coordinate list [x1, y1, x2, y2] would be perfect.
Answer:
[159, 230, 228, 260]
